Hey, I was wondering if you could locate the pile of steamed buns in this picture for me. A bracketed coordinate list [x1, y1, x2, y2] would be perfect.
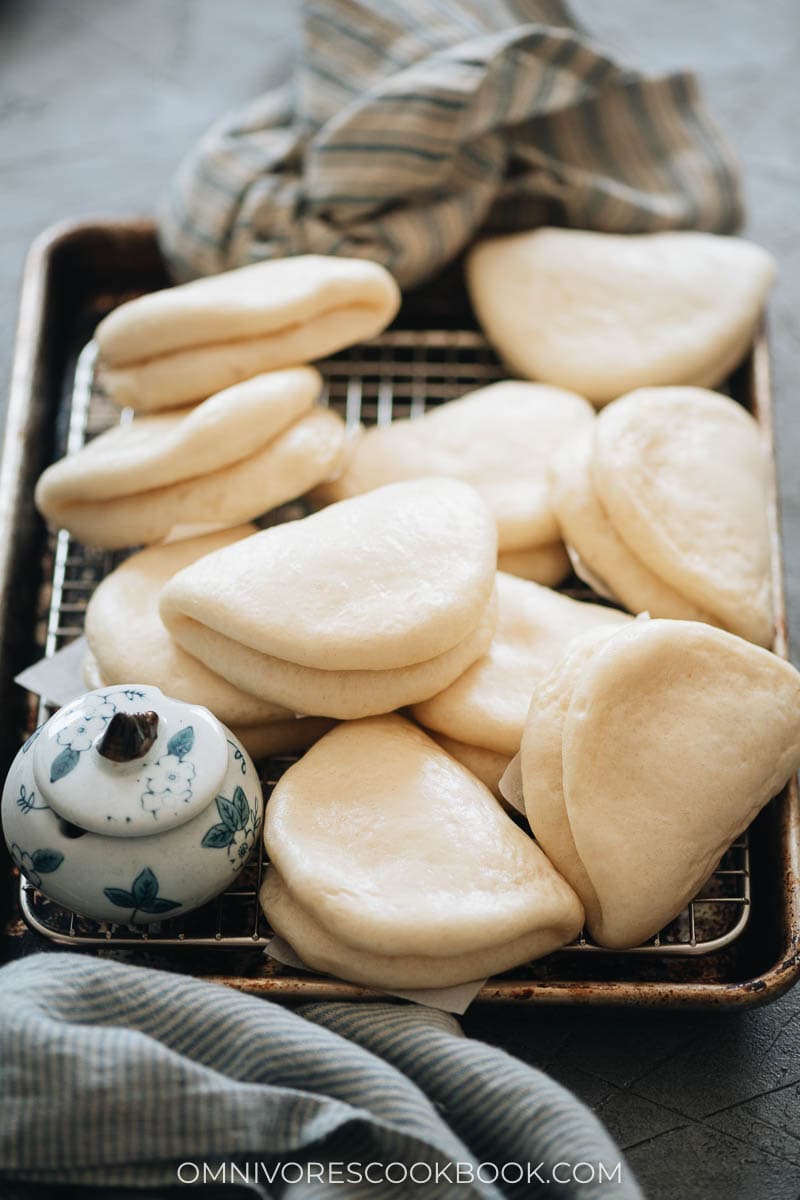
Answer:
[34, 229, 800, 989]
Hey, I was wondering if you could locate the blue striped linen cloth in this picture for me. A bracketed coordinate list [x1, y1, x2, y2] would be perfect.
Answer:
[0, 953, 642, 1198]
[159, 0, 742, 289]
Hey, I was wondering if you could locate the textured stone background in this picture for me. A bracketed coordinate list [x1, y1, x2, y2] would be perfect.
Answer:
[1, 3, 799, 1196]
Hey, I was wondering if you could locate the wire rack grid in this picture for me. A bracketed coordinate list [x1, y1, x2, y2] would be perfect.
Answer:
[19, 330, 750, 959]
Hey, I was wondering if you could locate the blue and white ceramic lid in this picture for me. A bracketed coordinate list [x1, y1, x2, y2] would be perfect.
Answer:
[32, 685, 227, 837]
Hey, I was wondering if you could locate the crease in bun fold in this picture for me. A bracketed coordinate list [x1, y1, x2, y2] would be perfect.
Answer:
[261, 715, 584, 989]
[413, 571, 630, 761]
[94, 255, 401, 411]
[521, 618, 800, 950]
[315, 379, 594, 587]
[34, 367, 348, 550]
[83, 524, 334, 759]
[158, 478, 499, 719]
[550, 386, 774, 646]
[466, 228, 775, 405]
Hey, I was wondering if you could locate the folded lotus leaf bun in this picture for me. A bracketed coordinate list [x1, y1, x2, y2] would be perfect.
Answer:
[430, 733, 511, 802]
[156, 588, 497, 721]
[520, 628, 616, 916]
[85, 525, 285, 721]
[593, 387, 773, 645]
[161, 478, 496, 671]
[159, 479, 499, 718]
[521, 619, 800, 949]
[413, 572, 630, 757]
[261, 715, 584, 988]
[551, 387, 774, 645]
[35, 368, 347, 549]
[83, 525, 333, 758]
[85, 650, 332, 761]
[319, 380, 594, 555]
[96, 255, 401, 411]
[466, 228, 775, 405]
[551, 427, 715, 623]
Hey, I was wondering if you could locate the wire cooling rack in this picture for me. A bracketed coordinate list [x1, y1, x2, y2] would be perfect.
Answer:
[19, 331, 751, 957]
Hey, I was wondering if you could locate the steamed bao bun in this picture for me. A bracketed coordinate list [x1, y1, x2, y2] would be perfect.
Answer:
[315, 380, 594, 587]
[550, 387, 774, 647]
[34, 368, 346, 550]
[428, 735, 512, 803]
[159, 479, 499, 719]
[83, 526, 333, 760]
[520, 618, 800, 949]
[261, 716, 584, 989]
[95, 255, 401, 412]
[413, 572, 630, 758]
[466, 228, 775, 405]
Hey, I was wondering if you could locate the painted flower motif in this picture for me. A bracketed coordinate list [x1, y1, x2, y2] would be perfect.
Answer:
[112, 688, 146, 703]
[201, 787, 258, 871]
[81, 694, 118, 721]
[10, 843, 64, 888]
[55, 714, 106, 752]
[10, 844, 39, 886]
[49, 696, 120, 783]
[228, 828, 250, 864]
[141, 755, 196, 815]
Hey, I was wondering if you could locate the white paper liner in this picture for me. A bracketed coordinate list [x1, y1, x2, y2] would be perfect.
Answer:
[565, 543, 618, 602]
[498, 752, 526, 815]
[264, 936, 486, 1015]
[15, 636, 90, 706]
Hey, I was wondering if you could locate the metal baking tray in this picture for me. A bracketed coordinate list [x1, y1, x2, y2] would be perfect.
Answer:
[16, 336, 753, 959]
[1, 219, 798, 1008]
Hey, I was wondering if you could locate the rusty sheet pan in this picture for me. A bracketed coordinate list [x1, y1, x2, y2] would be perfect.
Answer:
[1, 219, 798, 1008]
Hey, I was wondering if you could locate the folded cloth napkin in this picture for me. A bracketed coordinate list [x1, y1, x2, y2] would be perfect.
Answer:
[0, 953, 641, 1198]
[159, 0, 742, 289]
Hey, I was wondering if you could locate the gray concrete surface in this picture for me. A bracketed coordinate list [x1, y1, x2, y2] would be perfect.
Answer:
[1, 3, 799, 1197]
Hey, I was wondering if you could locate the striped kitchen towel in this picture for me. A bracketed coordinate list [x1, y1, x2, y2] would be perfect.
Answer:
[0, 952, 642, 1198]
[159, 0, 742, 289]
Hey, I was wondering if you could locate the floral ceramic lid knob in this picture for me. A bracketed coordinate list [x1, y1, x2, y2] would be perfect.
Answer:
[1, 685, 264, 924]
[33, 686, 228, 836]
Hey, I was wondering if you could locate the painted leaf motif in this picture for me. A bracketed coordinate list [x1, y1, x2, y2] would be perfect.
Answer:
[104, 888, 136, 908]
[215, 795, 240, 832]
[50, 747, 80, 782]
[16, 786, 43, 814]
[167, 726, 194, 760]
[131, 867, 159, 907]
[201, 822, 234, 849]
[139, 895, 181, 915]
[31, 849, 64, 874]
[233, 786, 249, 827]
